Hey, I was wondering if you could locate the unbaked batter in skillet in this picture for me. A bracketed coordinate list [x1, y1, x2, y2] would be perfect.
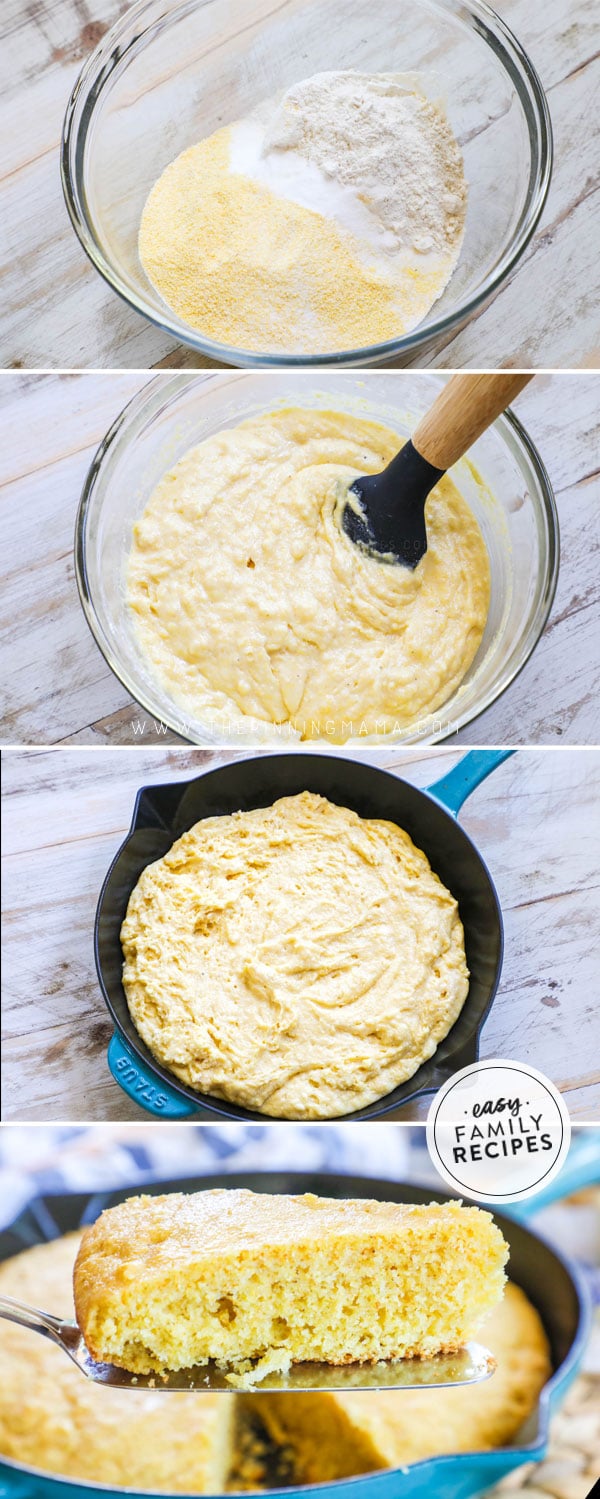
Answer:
[120, 791, 470, 1118]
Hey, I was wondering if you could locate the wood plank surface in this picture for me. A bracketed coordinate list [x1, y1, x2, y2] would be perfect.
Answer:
[2, 745, 598, 1122]
[0, 370, 598, 746]
[1, 0, 598, 370]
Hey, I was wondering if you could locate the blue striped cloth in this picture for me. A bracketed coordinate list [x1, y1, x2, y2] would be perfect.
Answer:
[0, 1124, 422, 1227]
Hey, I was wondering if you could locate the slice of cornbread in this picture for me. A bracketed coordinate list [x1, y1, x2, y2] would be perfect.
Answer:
[0, 1234, 234, 1493]
[73, 1188, 508, 1379]
[250, 1283, 551, 1479]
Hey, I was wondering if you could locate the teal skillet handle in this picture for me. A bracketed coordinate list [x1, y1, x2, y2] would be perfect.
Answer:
[427, 748, 514, 816]
[107, 1032, 199, 1118]
[503, 1130, 600, 1223]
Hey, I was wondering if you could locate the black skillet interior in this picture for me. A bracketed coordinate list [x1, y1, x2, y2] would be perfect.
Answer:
[95, 754, 503, 1120]
[0, 1171, 580, 1389]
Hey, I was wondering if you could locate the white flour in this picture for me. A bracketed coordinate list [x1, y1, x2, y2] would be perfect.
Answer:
[230, 70, 467, 267]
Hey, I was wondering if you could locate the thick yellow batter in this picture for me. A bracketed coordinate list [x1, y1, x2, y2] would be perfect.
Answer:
[121, 791, 469, 1119]
[127, 409, 490, 743]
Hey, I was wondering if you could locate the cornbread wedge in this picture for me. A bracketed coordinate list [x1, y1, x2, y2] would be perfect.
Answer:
[73, 1189, 508, 1380]
[0, 1234, 548, 1491]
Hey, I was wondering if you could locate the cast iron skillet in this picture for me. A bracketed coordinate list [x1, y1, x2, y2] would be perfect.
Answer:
[95, 749, 511, 1120]
[0, 1157, 593, 1499]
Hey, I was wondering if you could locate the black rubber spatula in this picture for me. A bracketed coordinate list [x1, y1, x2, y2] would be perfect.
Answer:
[342, 372, 534, 567]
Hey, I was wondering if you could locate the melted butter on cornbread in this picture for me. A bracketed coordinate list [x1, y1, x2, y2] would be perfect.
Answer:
[127, 408, 490, 742]
[120, 791, 469, 1118]
[73, 1189, 508, 1378]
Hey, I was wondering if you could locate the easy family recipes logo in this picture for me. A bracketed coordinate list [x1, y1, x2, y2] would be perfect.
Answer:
[427, 1060, 571, 1202]
[453, 1092, 553, 1163]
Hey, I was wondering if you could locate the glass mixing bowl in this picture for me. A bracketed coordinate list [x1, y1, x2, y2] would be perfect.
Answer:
[75, 371, 558, 745]
[61, 0, 552, 367]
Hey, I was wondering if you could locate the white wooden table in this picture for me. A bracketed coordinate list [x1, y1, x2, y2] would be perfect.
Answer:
[1, 371, 598, 746]
[2, 745, 599, 1122]
[1, 0, 598, 370]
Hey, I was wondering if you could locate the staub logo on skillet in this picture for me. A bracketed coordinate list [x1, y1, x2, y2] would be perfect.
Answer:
[114, 1054, 168, 1110]
[426, 1060, 571, 1203]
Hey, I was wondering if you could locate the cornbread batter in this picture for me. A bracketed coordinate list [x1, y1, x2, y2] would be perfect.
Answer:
[139, 72, 466, 354]
[74, 1189, 507, 1379]
[120, 791, 470, 1118]
[127, 408, 490, 742]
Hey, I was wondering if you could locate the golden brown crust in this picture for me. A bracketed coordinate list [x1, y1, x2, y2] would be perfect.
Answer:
[0, 1233, 548, 1492]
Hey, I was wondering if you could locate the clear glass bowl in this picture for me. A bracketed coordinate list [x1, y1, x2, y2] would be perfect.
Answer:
[75, 371, 559, 745]
[61, 0, 552, 367]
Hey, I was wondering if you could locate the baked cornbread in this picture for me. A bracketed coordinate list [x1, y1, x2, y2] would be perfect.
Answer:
[73, 1188, 507, 1379]
[0, 1233, 549, 1492]
[252, 1284, 551, 1479]
[0, 1234, 233, 1493]
[120, 790, 470, 1119]
[127, 408, 490, 742]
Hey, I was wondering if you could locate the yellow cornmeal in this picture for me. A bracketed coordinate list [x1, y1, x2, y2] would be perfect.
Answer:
[127, 408, 490, 743]
[120, 791, 470, 1119]
[74, 1190, 507, 1378]
[138, 128, 456, 355]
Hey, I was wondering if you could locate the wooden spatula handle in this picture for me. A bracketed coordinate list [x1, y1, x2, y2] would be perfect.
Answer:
[412, 373, 534, 472]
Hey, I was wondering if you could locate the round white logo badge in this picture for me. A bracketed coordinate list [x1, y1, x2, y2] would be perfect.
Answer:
[426, 1059, 571, 1203]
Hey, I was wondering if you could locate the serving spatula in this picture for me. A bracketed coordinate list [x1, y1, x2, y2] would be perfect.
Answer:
[0, 1294, 494, 1391]
[342, 371, 533, 566]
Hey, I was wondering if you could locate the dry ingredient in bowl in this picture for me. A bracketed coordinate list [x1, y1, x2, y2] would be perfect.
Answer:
[139, 71, 467, 354]
[127, 407, 490, 743]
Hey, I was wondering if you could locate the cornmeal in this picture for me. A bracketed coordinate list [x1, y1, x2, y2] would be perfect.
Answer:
[127, 409, 490, 742]
[0, 1234, 233, 1493]
[253, 1284, 551, 1477]
[138, 72, 466, 355]
[0, 1234, 550, 1492]
[74, 1190, 507, 1378]
[120, 791, 470, 1118]
[139, 127, 405, 354]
